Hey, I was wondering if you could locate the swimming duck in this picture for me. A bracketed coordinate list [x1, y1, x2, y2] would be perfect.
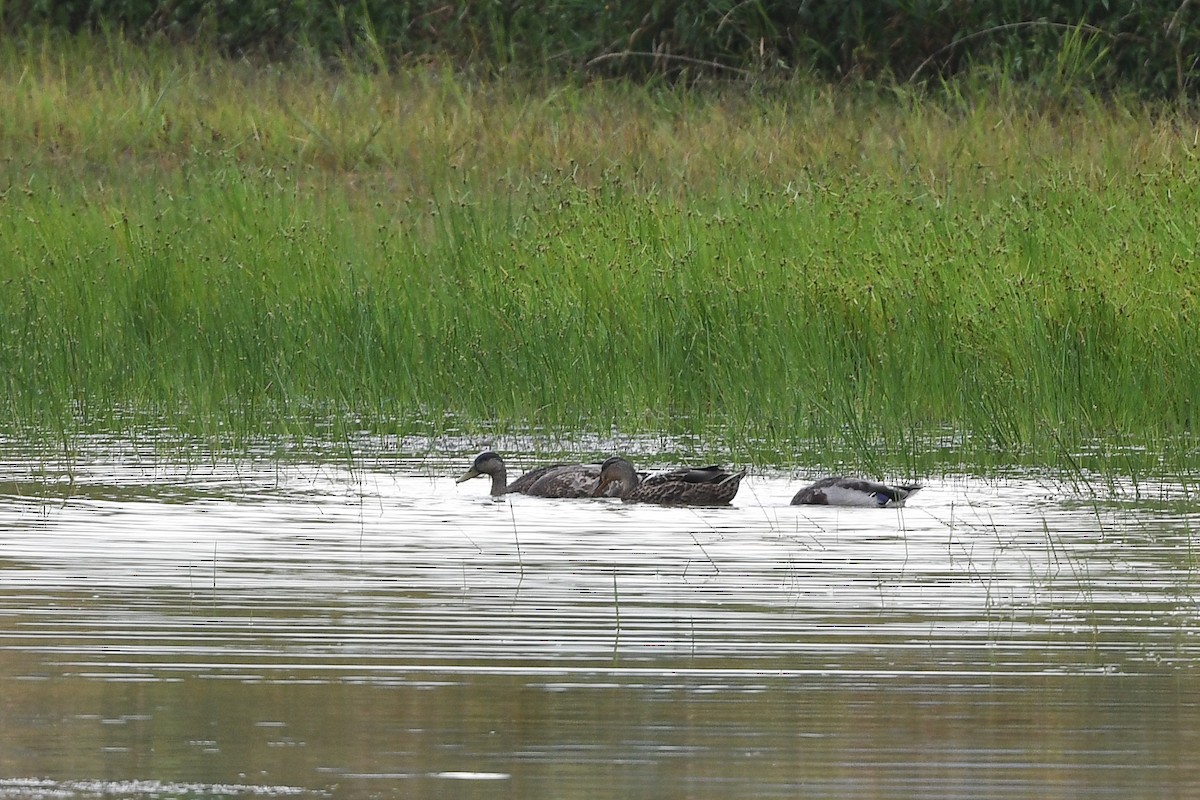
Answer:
[456, 451, 618, 498]
[791, 476, 922, 508]
[592, 456, 746, 506]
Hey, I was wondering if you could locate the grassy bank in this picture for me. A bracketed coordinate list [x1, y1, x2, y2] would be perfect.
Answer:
[2, 35, 1199, 473]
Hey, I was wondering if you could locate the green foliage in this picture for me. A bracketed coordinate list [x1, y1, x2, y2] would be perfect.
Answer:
[2, 37, 1200, 471]
[1, 1, 1197, 96]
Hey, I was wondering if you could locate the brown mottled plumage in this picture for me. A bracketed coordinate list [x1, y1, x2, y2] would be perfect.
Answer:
[456, 451, 620, 498]
[592, 456, 745, 506]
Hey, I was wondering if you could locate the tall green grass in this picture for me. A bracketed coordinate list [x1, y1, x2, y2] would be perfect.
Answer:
[2, 35, 1199, 472]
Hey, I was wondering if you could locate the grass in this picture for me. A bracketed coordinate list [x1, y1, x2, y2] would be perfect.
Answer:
[2, 32, 1200, 474]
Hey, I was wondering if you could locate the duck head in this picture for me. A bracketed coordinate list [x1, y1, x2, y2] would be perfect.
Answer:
[457, 451, 508, 495]
[592, 456, 639, 497]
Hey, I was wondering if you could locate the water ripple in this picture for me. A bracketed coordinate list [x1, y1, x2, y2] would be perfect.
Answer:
[1, 455, 1198, 798]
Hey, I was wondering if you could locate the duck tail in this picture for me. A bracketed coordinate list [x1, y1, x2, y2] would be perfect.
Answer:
[721, 469, 747, 486]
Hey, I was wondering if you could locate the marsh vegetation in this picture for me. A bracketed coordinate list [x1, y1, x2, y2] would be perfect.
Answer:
[2, 34, 1198, 474]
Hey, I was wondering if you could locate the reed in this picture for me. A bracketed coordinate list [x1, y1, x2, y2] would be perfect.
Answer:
[2, 35, 1198, 473]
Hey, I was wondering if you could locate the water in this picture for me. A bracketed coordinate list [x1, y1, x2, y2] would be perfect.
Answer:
[1, 446, 1198, 799]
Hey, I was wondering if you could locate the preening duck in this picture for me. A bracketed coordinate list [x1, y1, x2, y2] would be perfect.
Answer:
[791, 476, 922, 508]
[456, 451, 618, 498]
[592, 456, 745, 506]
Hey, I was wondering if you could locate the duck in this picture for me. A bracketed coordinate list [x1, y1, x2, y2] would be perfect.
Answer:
[455, 451, 620, 498]
[791, 476, 922, 508]
[591, 456, 746, 506]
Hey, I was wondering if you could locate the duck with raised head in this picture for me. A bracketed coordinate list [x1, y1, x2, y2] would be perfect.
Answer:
[592, 456, 745, 506]
[456, 451, 618, 498]
[791, 476, 922, 508]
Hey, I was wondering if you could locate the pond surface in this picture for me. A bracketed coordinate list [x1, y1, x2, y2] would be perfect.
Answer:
[1, 444, 1198, 799]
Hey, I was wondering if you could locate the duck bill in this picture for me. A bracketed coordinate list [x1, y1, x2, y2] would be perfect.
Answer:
[592, 476, 613, 497]
[455, 468, 480, 484]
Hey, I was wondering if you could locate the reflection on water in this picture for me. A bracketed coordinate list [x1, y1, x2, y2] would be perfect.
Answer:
[1, 446, 1198, 799]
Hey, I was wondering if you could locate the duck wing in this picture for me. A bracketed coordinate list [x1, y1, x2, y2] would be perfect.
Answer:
[505, 464, 568, 495]
[642, 464, 732, 486]
[518, 463, 618, 498]
[630, 468, 745, 506]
